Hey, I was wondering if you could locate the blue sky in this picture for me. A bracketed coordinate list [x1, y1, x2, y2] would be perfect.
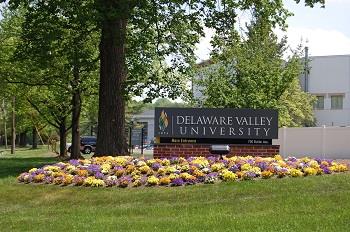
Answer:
[196, 0, 350, 61]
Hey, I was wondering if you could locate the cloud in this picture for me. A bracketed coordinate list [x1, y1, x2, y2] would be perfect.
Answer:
[195, 25, 350, 61]
[285, 27, 350, 56]
[194, 27, 214, 62]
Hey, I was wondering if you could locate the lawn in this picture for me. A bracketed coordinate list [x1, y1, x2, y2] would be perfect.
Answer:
[0, 147, 349, 231]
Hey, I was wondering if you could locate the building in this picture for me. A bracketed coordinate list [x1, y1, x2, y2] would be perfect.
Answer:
[300, 54, 350, 126]
[133, 54, 350, 143]
[132, 109, 155, 144]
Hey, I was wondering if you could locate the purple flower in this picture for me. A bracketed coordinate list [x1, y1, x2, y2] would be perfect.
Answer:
[221, 159, 229, 166]
[69, 159, 80, 166]
[87, 164, 101, 174]
[185, 178, 197, 185]
[151, 162, 162, 171]
[287, 157, 297, 162]
[286, 161, 297, 168]
[105, 177, 118, 187]
[54, 163, 66, 169]
[73, 176, 86, 185]
[44, 176, 54, 184]
[207, 156, 219, 163]
[322, 167, 332, 174]
[118, 176, 132, 188]
[170, 157, 179, 164]
[33, 169, 45, 175]
[257, 162, 268, 171]
[207, 172, 219, 178]
[228, 165, 239, 172]
[114, 166, 124, 171]
[94, 172, 104, 179]
[247, 159, 254, 165]
[244, 171, 256, 179]
[196, 176, 205, 183]
[187, 157, 195, 162]
[171, 178, 184, 186]
[315, 158, 322, 164]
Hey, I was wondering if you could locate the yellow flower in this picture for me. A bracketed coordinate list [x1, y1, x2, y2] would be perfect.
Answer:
[157, 167, 166, 175]
[169, 173, 179, 180]
[191, 157, 209, 168]
[192, 169, 205, 177]
[63, 174, 74, 185]
[77, 169, 89, 177]
[132, 179, 142, 187]
[44, 166, 60, 172]
[83, 177, 104, 187]
[136, 161, 147, 167]
[147, 176, 159, 186]
[126, 165, 135, 174]
[114, 157, 128, 166]
[101, 164, 111, 174]
[66, 165, 76, 174]
[179, 172, 196, 181]
[241, 163, 251, 171]
[331, 164, 348, 172]
[29, 168, 38, 173]
[146, 159, 157, 166]
[304, 167, 317, 176]
[211, 163, 225, 172]
[161, 159, 170, 166]
[33, 174, 45, 183]
[159, 176, 171, 185]
[290, 169, 303, 177]
[165, 166, 177, 174]
[309, 160, 319, 168]
[274, 154, 283, 161]
[139, 165, 151, 174]
[261, 170, 274, 179]
[221, 170, 237, 181]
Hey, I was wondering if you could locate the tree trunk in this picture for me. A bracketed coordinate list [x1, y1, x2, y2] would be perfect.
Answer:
[70, 66, 82, 159]
[11, 96, 15, 154]
[32, 126, 38, 149]
[19, 131, 27, 147]
[59, 119, 67, 157]
[95, 5, 128, 156]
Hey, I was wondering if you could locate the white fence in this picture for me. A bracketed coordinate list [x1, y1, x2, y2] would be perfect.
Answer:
[273, 126, 350, 159]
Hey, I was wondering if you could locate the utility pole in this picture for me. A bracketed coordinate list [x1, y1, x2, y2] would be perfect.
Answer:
[11, 96, 15, 154]
[304, 46, 309, 92]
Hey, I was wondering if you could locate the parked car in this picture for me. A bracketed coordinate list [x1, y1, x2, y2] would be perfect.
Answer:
[67, 136, 97, 154]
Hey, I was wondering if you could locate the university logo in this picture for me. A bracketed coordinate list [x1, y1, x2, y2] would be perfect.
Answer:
[159, 110, 169, 132]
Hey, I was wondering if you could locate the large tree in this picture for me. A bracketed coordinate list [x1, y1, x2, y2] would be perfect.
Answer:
[3, 0, 325, 155]
[198, 13, 316, 127]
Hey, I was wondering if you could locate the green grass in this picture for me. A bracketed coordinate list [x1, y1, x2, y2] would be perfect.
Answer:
[0, 148, 349, 231]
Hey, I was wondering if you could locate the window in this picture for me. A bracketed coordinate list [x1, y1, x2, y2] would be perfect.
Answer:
[331, 95, 343, 109]
[314, 96, 324, 110]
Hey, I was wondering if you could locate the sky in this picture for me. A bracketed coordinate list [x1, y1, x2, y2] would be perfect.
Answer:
[195, 0, 350, 62]
[2, 1, 349, 61]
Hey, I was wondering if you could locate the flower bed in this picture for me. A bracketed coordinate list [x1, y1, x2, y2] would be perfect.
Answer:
[17, 155, 348, 188]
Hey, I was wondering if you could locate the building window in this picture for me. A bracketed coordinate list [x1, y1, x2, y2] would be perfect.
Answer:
[314, 96, 324, 110]
[331, 95, 343, 109]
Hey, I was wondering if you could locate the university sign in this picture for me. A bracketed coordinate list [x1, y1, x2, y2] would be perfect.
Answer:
[154, 107, 278, 145]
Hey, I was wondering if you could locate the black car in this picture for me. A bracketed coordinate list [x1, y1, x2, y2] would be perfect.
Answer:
[67, 136, 97, 154]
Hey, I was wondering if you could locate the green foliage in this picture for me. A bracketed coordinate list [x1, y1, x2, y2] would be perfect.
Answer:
[199, 16, 315, 127]
[3, 0, 325, 101]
